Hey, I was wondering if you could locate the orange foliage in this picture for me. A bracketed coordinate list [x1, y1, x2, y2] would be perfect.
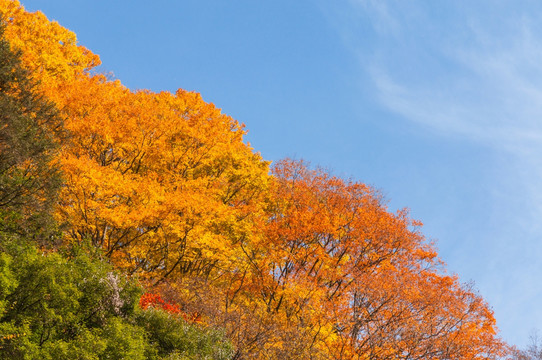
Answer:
[239, 159, 507, 359]
[154, 160, 507, 359]
[0, 0, 270, 282]
[54, 75, 269, 281]
[0, 2, 508, 359]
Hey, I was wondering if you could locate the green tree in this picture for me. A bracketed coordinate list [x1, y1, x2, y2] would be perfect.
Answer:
[0, 22, 63, 244]
[0, 240, 234, 359]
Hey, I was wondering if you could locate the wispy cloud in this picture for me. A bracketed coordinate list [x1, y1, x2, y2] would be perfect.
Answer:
[330, 0, 542, 223]
[320, 0, 542, 347]
[362, 2, 542, 157]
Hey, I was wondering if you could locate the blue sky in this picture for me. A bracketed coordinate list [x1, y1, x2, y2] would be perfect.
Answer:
[21, 0, 542, 347]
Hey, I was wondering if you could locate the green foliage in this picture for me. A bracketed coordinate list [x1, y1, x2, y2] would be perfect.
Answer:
[0, 238, 130, 358]
[0, 238, 234, 359]
[0, 22, 63, 244]
[136, 308, 234, 360]
[0, 250, 16, 316]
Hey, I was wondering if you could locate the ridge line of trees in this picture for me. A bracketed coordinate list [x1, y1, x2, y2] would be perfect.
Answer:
[0, 1, 517, 358]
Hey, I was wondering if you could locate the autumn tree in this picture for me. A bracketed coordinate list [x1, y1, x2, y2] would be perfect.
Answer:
[0, 0, 270, 284]
[56, 79, 270, 282]
[163, 160, 507, 359]
[212, 160, 503, 359]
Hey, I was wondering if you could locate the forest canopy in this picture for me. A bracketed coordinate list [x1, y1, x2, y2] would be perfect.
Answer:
[0, 1, 509, 359]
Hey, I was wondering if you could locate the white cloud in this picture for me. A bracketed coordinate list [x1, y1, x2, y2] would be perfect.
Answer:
[320, 0, 542, 347]
[365, 5, 542, 157]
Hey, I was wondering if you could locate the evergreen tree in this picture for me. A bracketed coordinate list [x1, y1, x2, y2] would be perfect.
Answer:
[0, 22, 63, 244]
